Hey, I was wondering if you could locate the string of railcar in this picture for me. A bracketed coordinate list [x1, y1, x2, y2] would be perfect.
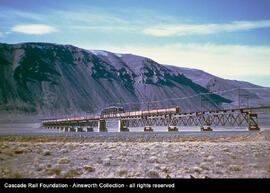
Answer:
[42, 107, 179, 124]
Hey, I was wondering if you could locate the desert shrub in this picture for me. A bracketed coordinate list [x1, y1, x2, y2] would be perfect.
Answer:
[63, 168, 82, 178]
[58, 158, 71, 164]
[43, 151, 52, 156]
[0, 168, 26, 178]
[147, 170, 160, 178]
[14, 149, 24, 154]
[47, 168, 62, 176]
[119, 170, 128, 177]
[83, 165, 95, 173]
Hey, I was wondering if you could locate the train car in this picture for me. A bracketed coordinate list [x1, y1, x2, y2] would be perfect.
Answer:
[129, 111, 136, 116]
[140, 107, 179, 116]
[94, 115, 100, 119]
[101, 106, 125, 117]
[121, 112, 129, 117]
[157, 108, 166, 114]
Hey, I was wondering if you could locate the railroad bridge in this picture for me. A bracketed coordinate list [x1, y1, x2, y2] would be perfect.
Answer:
[42, 106, 270, 132]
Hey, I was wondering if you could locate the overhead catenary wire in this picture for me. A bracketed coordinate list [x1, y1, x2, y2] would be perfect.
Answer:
[46, 87, 270, 120]
[108, 87, 269, 110]
[112, 87, 238, 106]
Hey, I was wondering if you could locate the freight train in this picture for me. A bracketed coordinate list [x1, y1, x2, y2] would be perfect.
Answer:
[42, 107, 179, 124]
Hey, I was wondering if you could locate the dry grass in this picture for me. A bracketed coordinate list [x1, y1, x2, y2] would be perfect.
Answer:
[47, 168, 62, 176]
[63, 168, 82, 178]
[118, 170, 128, 177]
[0, 131, 269, 178]
[2, 149, 14, 157]
[0, 167, 26, 178]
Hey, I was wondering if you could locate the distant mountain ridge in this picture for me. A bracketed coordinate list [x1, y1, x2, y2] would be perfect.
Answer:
[0, 42, 268, 118]
[165, 65, 270, 108]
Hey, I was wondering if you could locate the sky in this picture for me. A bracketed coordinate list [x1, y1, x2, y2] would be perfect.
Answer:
[1, 0, 270, 86]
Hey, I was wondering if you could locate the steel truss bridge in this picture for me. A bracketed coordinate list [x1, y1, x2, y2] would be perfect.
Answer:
[42, 106, 270, 132]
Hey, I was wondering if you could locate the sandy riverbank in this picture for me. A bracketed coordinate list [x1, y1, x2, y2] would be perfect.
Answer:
[0, 130, 269, 178]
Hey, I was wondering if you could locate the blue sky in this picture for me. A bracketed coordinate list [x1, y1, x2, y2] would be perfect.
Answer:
[1, 0, 270, 86]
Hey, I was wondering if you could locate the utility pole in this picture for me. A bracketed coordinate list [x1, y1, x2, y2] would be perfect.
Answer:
[120, 98, 122, 108]
[207, 94, 210, 110]
[238, 87, 250, 109]
[200, 93, 202, 112]
[238, 88, 241, 109]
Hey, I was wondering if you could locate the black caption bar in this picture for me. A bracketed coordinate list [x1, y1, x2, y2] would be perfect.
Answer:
[0, 179, 269, 192]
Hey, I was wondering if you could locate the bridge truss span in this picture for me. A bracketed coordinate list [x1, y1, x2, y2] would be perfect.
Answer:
[120, 107, 267, 130]
[42, 106, 270, 132]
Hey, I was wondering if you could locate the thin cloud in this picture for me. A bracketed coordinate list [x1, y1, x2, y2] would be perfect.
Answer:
[143, 20, 270, 36]
[11, 24, 57, 35]
[69, 25, 139, 32]
[54, 10, 128, 25]
[78, 43, 270, 78]
[11, 10, 43, 21]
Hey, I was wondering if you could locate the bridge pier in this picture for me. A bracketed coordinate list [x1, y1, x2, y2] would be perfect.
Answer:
[144, 127, 153, 132]
[86, 127, 94, 132]
[76, 127, 84, 132]
[200, 126, 213, 131]
[118, 120, 129, 132]
[248, 126, 260, 131]
[69, 127, 76, 132]
[168, 126, 178, 132]
[98, 119, 107, 132]
[248, 113, 260, 131]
